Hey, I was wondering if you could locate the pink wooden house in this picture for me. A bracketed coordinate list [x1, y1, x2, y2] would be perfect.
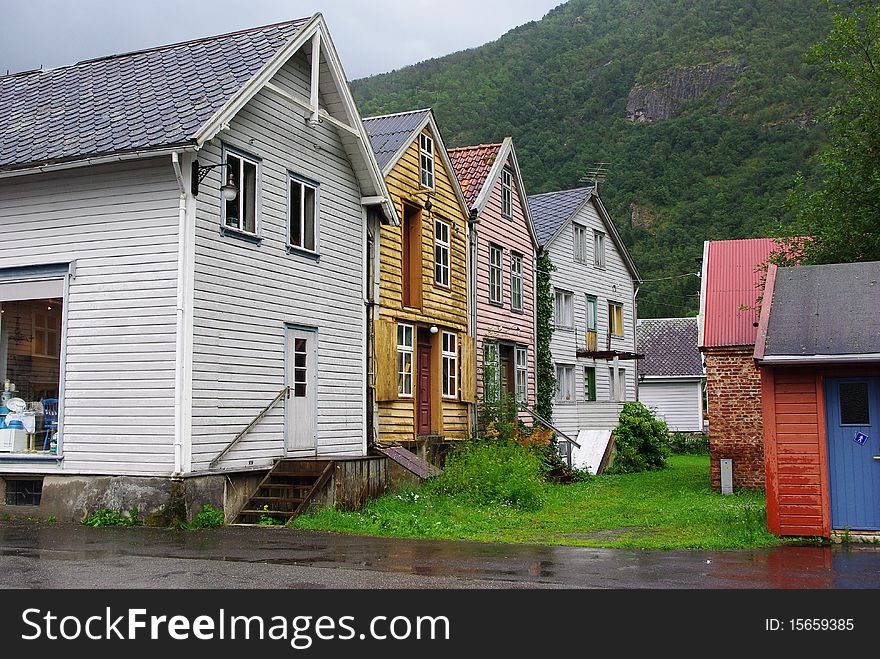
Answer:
[449, 138, 538, 416]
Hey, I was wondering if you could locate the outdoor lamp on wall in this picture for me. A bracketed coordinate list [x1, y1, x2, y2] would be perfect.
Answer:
[191, 159, 239, 200]
[429, 325, 439, 334]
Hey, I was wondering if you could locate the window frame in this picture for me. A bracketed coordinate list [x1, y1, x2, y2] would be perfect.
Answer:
[501, 168, 513, 219]
[554, 289, 573, 328]
[573, 223, 588, 263]
[608, 301, 624, 337]
[32, 310, 60, 359]
[286, 171, 320, 255]
[608, 367, 626, 402]
[396, 323, 414, 398]
[510, 252, 524, 312]
[555, 364, 575, 403]
[483, 340, 501, 403]
[220, 144, 262, 240]
[419, 132, 435, 190]
[586, 295, 598, 332]
[515, 346, 528, 404]
[435, 218, 451, 288]
[593, 230, 606, 269]
[489, 244, 504, 305]
[441, 331, 458, 399]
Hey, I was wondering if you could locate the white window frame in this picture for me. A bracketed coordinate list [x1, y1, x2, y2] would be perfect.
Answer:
[554, 289, 573, 327]
[594, 230, 606, 269]
[489, 244, 503, 304]
[609, 301, 624, 337]
[609, 367, 626, 402]
[501, 169, 513, 219]
[32, 310, 60, 359]
[220, 144, 261, 238]
[397, 324, 414, 397]
[573, 224, 588, 263]
[442, 331, 457, 399]
[555, 364, 575, 403]
[287, 172, 320, 254]
[515, 346, 528, 403]
[435, 219, 451, 287]
[419, 132, 435, 189]
[510, 252, 524, 312]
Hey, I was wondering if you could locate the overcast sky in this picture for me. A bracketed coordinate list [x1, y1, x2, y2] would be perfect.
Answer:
[1, 0, 561, 80]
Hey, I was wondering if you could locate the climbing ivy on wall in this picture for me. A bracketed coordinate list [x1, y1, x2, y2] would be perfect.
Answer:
[535, 251, 556, 422]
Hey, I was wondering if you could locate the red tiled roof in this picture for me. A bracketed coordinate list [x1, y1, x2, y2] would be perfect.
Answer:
[701, 238, 779, 348]
[448, 142, 503, 207]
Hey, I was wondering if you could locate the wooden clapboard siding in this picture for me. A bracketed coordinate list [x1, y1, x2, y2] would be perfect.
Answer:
[546, 197, 637, 426]
[762, 368, 829, 536]
[0, 159, 180, 475]
[474, 151, 536, 410]
[377, 126, 471, 443]
[189, 51, 367, 470]
[638, 378, 705, 432]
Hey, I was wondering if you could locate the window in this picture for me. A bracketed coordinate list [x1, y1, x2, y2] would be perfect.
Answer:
[483, 341, 500, 402]
[510, 253, 524, 312]
[573, 224, 588, 263]
[555, 365, 575, 402]
[288, 174, 318, 252]
[489, 245, 503, 304]
[584, 366, 596, 401]
[419, 133, 434, 189]
[32, 312, 60, 359]
[293, 337, 308, 398]
[586, 296, 598, 332]
[609, 368, 626, 402]
[435, 219, 450, 287]
[515, 346, 528, 403]
[555, 290, 573, 327]
[840, 382, 870, 425]
[501, 169, 513, 219]
[608, 302, 624, 337]
[222, 147, 259, 235]
[594, 230, 606, 268]
[397, 324, 414, 397]
[442, 332, 457, 399]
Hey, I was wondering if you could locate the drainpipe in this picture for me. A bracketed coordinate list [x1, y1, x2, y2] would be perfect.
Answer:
[468, 208, 479, 438]
[171, 152, 187, 476]
[633, 283, 640, 401]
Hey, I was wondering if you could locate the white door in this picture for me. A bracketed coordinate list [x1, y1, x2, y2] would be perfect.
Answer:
[286, 328, 317, 455]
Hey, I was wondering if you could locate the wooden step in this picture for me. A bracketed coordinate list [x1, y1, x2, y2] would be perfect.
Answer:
[249, 496, 304, 505]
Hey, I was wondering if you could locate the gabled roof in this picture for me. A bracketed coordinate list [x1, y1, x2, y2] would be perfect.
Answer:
[527, 186, 640, 282]
[448, 142, 503, 207]
[362, 109, 432, 172]
[0, 19, 308, 172]
[755, 261, 880, 363]
[699, 238, 778, 349]
[637, 317, 703, 377]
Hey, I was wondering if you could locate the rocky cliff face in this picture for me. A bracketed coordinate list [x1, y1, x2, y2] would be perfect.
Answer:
[626, 58, 745, 123]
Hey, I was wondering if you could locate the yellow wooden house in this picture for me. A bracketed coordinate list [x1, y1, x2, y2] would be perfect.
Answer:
[362, 109, 475, 447]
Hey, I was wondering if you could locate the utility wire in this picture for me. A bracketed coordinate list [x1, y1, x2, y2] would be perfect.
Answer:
[638, 272, 701, 282]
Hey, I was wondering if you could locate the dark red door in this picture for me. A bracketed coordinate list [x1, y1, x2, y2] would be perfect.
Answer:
[417, 339, 432, 435]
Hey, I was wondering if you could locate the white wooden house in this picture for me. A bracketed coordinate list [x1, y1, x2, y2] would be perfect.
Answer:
[0, 15, 396, 521]
[527, 187, 641, 471]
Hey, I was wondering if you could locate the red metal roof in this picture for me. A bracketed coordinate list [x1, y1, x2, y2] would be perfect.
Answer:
[448, 142, 502, 207]
[702, 238, 779, 348]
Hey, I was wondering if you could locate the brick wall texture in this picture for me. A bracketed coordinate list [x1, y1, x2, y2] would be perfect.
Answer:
[704, 346, 765, 491]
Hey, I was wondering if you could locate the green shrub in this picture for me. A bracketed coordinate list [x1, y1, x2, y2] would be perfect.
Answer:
[82, 507, 143, 527]
[193, 504, 225, 528]
[607, 402, 671, 474]
[427, 439, 547, 511]
[669, 432, 710, 455]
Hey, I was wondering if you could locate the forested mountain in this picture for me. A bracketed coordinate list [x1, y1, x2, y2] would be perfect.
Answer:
[352, 0, 834, 317]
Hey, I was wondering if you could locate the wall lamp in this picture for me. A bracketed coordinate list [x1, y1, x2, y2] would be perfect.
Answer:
[191, 159, 239, 201]
[429, 325, 439, 334]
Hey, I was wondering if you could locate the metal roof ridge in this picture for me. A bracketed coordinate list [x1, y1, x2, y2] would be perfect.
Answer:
[362, 108, 433, 122]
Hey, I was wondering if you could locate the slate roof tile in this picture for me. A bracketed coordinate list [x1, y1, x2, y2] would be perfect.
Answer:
[362, 109, 432, 171]
[526, 186, 593, 246]
[637, 317, 703, 377]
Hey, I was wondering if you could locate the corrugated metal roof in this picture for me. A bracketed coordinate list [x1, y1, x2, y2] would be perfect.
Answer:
[448, 142, 502, 207]
[527, 186, 593, 246]
[637, 317, 703, 376]
[0, 19, 308, 172]
[702, 238, 778, 348]
[763, 261, 880, 357]
[362, 109, 432, 171]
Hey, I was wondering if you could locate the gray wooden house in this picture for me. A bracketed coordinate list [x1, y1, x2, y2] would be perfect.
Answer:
[0, 15, 396, 522]
[527, 187, 641, 472]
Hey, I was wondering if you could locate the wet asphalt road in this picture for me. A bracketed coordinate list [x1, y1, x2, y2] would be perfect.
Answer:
[1, 521, 879, 589]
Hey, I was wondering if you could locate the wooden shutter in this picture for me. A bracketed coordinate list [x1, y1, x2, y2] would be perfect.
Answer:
[374, 319, 398, 402]
[460, 334, 476, 403]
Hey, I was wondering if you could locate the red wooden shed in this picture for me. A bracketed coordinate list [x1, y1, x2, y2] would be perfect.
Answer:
[755, 261, 880, 537]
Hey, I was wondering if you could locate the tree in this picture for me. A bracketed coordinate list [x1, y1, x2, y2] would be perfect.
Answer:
[535, 251, 557, 422]
[779, 0, 880, 264]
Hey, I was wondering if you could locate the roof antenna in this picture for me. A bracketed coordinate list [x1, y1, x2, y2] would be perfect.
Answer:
[579, 162, 610, 191]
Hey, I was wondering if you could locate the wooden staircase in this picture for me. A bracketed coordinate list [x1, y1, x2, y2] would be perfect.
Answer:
[233, 459, 334, 525]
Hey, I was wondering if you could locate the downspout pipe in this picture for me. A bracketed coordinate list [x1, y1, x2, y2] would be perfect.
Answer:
[171, 152, 187, 476]
[468, 208, 479, 438]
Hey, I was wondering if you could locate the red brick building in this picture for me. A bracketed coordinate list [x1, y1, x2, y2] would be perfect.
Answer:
[698, 238, 778, 491]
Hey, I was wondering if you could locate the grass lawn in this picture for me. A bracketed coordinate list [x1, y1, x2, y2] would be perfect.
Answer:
[292, 454, 782, 550]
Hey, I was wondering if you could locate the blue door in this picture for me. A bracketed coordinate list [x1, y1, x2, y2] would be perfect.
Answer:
[825, 377, 880, 530]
